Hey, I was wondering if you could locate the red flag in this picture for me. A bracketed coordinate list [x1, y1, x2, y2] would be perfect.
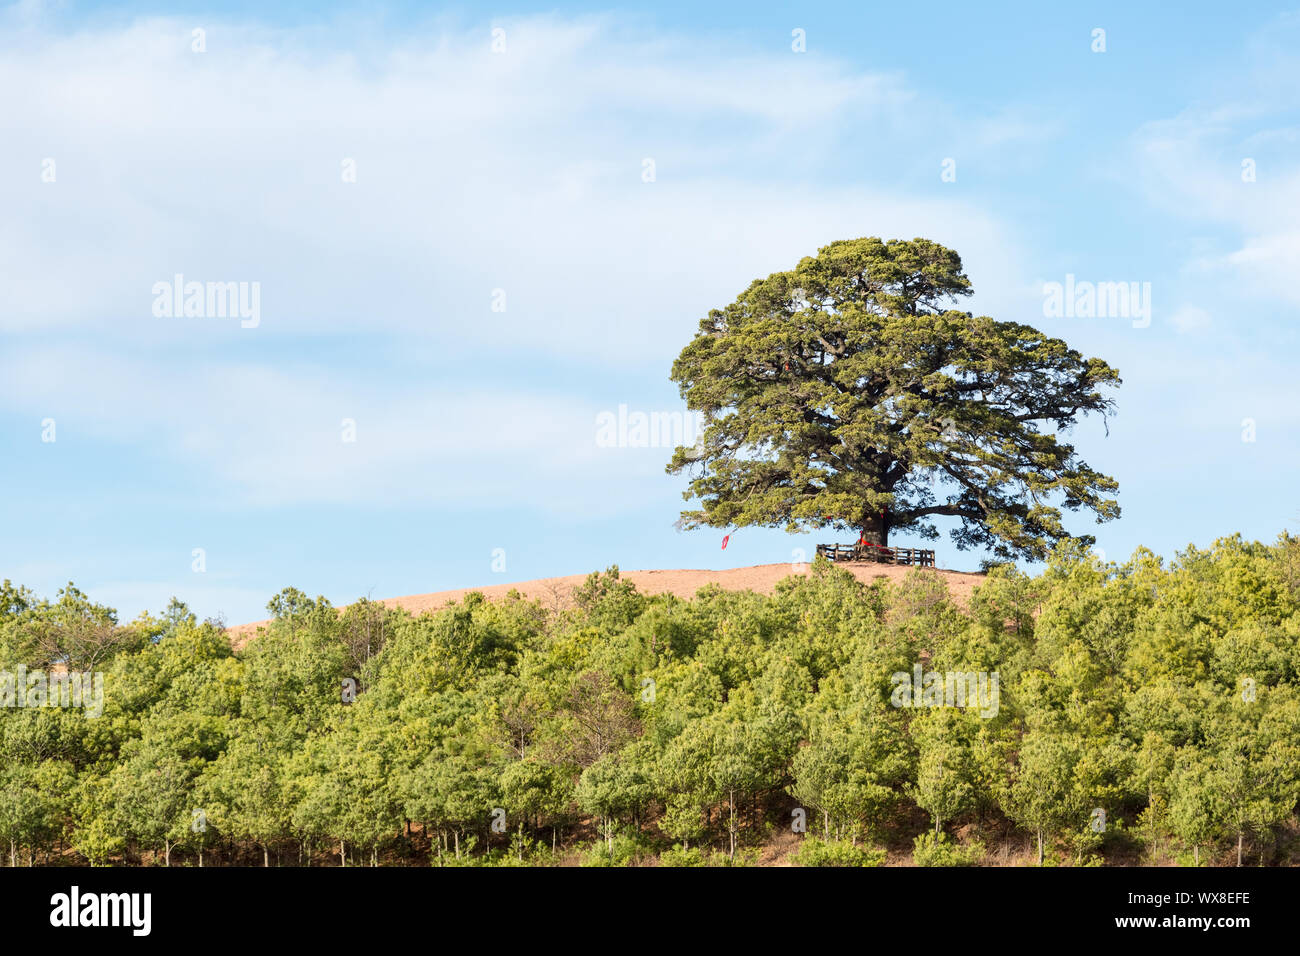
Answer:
[721, 534, 730, 550]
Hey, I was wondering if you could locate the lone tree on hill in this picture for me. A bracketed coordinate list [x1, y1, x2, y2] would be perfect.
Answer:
[666, 237, 1121, 561]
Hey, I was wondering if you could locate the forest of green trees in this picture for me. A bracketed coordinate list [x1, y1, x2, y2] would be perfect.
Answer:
[3, 534, 1300, 867]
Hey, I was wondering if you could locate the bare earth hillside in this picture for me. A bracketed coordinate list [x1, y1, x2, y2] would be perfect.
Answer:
[226, 563, 986, 646]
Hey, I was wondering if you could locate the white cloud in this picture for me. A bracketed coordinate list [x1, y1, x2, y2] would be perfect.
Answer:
[0, 10, 1039, 513]
[0, 343, 695, 510]
[1223, 232, 1300, 301]
[1128, 18, 1300, 310]
[0, 12, 1026, 360]
[1168, 304, 1211, 333]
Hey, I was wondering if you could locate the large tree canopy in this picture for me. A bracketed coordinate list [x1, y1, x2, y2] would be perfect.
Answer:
[666, 237, 1121, 561]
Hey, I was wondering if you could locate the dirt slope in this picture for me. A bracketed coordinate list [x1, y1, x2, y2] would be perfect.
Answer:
[226, 562, 985, 645]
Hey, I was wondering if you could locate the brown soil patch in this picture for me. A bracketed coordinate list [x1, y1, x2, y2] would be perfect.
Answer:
[226, 562, 985, 647]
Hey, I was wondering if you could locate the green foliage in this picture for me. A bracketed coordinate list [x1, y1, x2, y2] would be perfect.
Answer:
[658, 843, 706, 867]
[666, 236, 1120, 560]
[5, 532, 1300, 867]
[578, 832, 651, 868]
[912, 832, 986, 867]
[791, 837, 887, 867]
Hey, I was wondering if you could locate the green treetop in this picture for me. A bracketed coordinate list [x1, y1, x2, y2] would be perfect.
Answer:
[667, 237, 1121, 560]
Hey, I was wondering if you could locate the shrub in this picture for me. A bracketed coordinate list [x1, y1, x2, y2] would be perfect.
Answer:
[579, 833, 649, 867]
[658, 844, 706, 867]
[791, 837, 886, 867]
[912, 832, 985, 867]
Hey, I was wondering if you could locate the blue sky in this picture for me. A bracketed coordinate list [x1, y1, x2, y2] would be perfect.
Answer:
[2, 0, 1299, 625]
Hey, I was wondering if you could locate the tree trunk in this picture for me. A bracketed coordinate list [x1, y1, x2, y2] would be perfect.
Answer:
[728, 789, 736, 861]
[340, 839, 346, 867]
[164, 840, 171, 867]
[1193, 844, 1199, 866]
[263, 844, 270, 868]
[860, 512, 890, 550]
[1036, 828, 1044, 865]
[1237, 830, 1244, 867]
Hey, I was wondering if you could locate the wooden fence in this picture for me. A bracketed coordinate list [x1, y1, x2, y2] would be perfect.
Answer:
[815, 543, 936, 567]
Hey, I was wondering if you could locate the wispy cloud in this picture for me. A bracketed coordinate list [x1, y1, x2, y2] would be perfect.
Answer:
[0, 10, 1033, 516]
[0, 12, 1025, 353]
[1128, 15, 1300, 310]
